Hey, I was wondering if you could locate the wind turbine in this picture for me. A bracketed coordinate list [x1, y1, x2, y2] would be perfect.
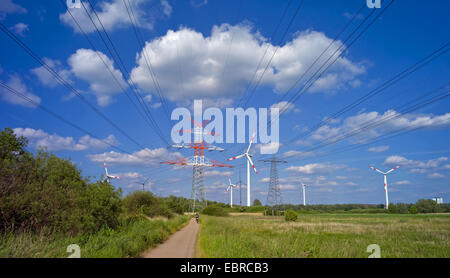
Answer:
[103, 161, 119, 182]
[226, 178, 239, 208]
[227, 132, 258, 207]
[369, 165, 400, 209]
[137, 177, 151, 191]
[301, 183, 307, 206]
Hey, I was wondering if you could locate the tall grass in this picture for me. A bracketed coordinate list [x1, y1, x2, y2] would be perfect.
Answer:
[197, 213, 450, 258]
[0, 215, 189, 258]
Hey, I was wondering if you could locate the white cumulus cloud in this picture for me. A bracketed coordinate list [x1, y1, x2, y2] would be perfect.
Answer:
[9, 22, 28, 36]
[59, 0, 160, 33]
[130, 25, 365, 104]
[31, 58, 72, 88]
[88, 147, 183, 166]
[68, 48, 126, 106]
[13, 127, 117, 151]
[0, 74, 41, 108]
[368, 145, 389, 153]
[286, 163, 345, 175]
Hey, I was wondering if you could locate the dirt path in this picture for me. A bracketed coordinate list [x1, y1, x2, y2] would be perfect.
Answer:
[141, 219, 199, 258]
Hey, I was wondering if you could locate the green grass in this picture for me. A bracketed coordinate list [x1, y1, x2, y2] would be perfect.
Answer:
[0, 215, 190, 258]
[197, 213, 450, 258]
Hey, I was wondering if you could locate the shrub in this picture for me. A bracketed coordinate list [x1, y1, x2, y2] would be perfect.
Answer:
[239, 205, 265, 213]
[285, 210, 298, 222]
[253, 199, 262, 206]
[201, 205, 229, 217]
[416, 199, 440, 213]
[409, 205, 418, 214]
[396, 203, 409, 214]
[122, 191, 173, 218]
[388, 203, 398, 214]
[0, 128, 123, 234]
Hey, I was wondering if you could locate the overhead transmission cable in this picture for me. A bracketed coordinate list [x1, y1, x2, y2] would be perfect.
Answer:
[282, 41, 450, 148]
[0, 21, 147, 150]
[59, 0, 161, 144]
[264, 0, 395, 143]
[122, 0, 172, 121]
[286, 84, 450, 163]
[241, 0, 305, 108]
[0, 80, 135, 155]
[79, 0, 169, 145]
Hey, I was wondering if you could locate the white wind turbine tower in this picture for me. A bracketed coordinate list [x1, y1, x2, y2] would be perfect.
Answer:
[369, 165, 400, 209]
[301, 183, 307, 206]
[103, 160, 120, 182]
[226, 178, 239, 208]
[227, 132, 258, 207]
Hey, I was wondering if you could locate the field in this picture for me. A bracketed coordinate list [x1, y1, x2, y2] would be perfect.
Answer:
[0, 215, 189, 258]
[197, 213, 450, 258]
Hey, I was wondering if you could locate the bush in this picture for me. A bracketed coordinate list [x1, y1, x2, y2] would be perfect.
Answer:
[164, 195, 188, 215]
[253, 199, 262, 206]
[396, 203, 409, 214]
[416, 199, 440, 213]
[0, 128, 123, 234]
[388, 203, 398, 214]
[122, 191, 173, 218]
[239, 206, 265, 213]
[285, 210, 298, 222]
[409, 205, 418, 214]
[201, 205, 229, 217]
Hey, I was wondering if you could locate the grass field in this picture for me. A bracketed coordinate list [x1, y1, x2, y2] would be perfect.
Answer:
[197, 213, 450, 258]
[0, 215, 190, 258]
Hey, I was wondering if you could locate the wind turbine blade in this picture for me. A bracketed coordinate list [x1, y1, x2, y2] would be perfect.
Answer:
[246, 131, 256, 153]
[226, 185, 230, 192]
[227, 153, 246, 161]
[386, 165, 401, 174]
[228, 178, 232, 185]
[104, 160, 108, 176]
[246, 154, 258, 174]
[369, 166, 385, 175]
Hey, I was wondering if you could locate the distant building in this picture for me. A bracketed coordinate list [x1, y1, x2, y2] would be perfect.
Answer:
[432, 197, 444, 204]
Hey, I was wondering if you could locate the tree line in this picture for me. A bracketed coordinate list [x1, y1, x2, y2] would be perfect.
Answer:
[0, 128, 190, 235]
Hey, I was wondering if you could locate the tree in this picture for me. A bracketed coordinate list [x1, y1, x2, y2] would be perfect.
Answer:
[0, 127, 123, 234]
[388, 203, 398, 214]
[253, 199, 262, 206]
[0, 127, 27, 158]
[416, 199, 440, 213]
[285, 210, 297, 222]
[396, 203, 409, 214]
[409, 205, 418, 214]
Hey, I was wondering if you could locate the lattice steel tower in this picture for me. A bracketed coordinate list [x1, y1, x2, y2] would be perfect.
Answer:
[260, 157, 287, 213]
[161, 113, 231, 212]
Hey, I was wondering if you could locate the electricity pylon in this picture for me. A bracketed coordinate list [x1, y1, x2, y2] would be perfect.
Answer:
[161, 117, 232, 212]
[260, 157, 287, 215]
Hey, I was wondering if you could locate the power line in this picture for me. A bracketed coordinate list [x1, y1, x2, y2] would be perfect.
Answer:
[283, 42, 449, 148]
[274, 2, 367, 114]
[226, 0, 300, 157]
[285, 84, 450, 164]
[287, 0, 394, 108]
[80, 0, 169, 145]
[241, 0, 305, 108]
[122, 0, 172, 121]
[235, 0, 294, 109]
[59, 0, 162, 145]
[0, 80, 134, 155]
[268, 2, 381, 130]
[0, 21, 147, 150]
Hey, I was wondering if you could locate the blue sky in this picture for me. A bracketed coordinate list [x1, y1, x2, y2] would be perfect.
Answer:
[0, 0, 449, 206]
